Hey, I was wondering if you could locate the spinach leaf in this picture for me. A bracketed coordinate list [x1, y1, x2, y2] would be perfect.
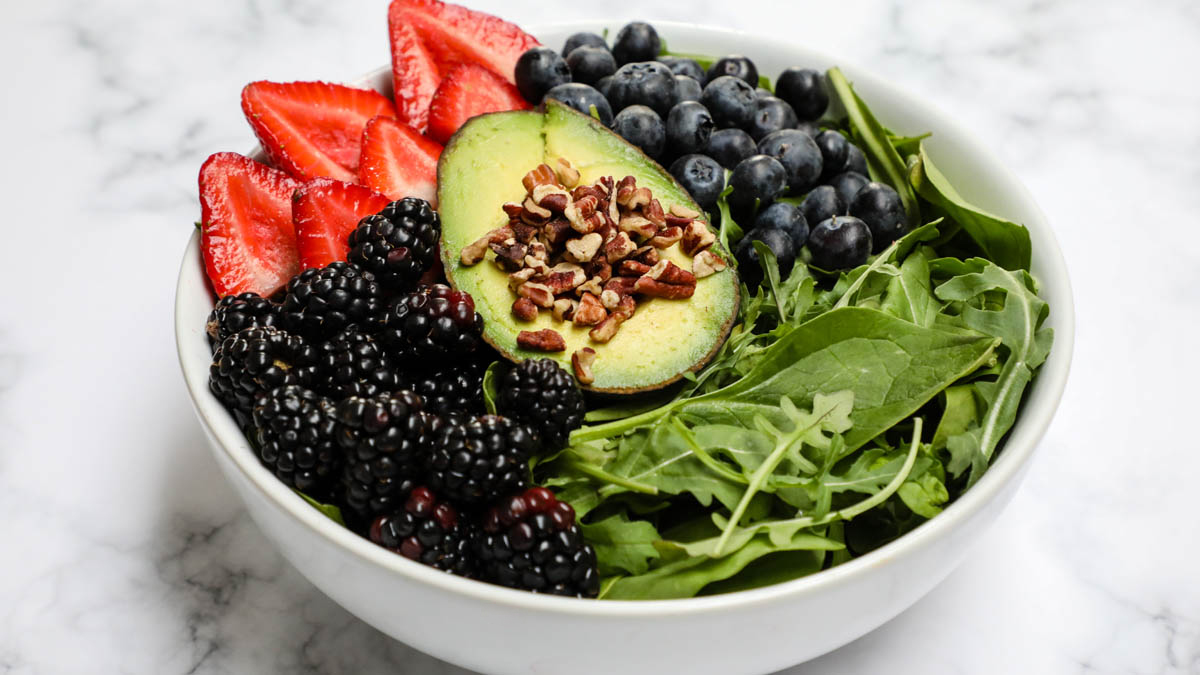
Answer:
[879, 246, 939, 326]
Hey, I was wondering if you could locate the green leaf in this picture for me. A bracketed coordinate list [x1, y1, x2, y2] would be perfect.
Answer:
[751, 240, 787, 321]
[295, 490, 346, 526]
[482, 361, 502, 415]
[879, 246, 939, 326]
[581, 512, 662, 576]
[889, 131, 932, 157]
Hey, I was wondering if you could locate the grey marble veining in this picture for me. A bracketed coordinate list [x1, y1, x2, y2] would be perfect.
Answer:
[1, 0, 1197, 673]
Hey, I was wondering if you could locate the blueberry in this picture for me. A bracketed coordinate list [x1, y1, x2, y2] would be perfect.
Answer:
[748, 96, 799, 141]
[757, 129, 823, 193]
[753, 202, 809, 248]
[808, 216, 872, 270]
[514, 47, 572, 103]
[607, 61, 678, 118]
[664, 101, 715, 158]
[729, 154, 787, 212]
[754, 87, 773, 100]
[795, 120, 820, 138]
[543, 83, 614, 127]
[565, 46, 616, 86]
[612, 105, 666, 159]
[612, 22, 661, 65]
[658, 56, 706, 83]
[814, 130, 849, 180]
[844, 144, 868, 176]
[827, 171, 869, 205]
[595, 75, 614, 100]
[706, 128, 757, 169]
[799, 185, 846, 229]
[849, 182, 907, 252]
[707, 55, 758, 87]
[562, 32, 608, 58]
[776, 67, 828, 121]
[736, 228, 796, 286]
[701, 76, 757, 129]
[675, 75, 702, 103]
[669, 154, 725, 209]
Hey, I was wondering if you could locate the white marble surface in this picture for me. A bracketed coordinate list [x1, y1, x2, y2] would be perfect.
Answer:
[2, 0, 1198, 672]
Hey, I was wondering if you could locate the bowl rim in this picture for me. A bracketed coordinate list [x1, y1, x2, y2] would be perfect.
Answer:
[175, 19, 1075, 616]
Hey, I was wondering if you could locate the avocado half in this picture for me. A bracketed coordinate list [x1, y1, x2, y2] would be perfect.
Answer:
[437, 101, 740, 394]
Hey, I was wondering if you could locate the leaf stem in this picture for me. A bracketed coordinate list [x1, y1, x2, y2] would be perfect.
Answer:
[570, 400, 682, 444]
[670, 418, 750, 485]
[563, 457, 659, 495]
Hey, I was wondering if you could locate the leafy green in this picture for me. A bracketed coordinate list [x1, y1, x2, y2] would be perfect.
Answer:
[482, 361, 502, 415]
[295, 491, 346, 526]
[580, 513, 662, 576]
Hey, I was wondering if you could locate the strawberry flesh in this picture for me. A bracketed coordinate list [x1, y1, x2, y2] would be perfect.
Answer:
[388, 0, 540, 84]
[293, 178, 392, 270]
[358, 116, 442, 205]
[388, 18, 441, 132]
[427, 63, 530, 145]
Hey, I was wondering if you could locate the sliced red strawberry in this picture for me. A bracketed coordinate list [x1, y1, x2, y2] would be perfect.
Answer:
[388, 18, 440, 132]
[241, 81, 395, 182]
[358, 116, 442, 204]
[426, 64, 531, 144]
[388, 0, 540, 84]
[199, 152, 300, 297]
[292, 178, 392, 270]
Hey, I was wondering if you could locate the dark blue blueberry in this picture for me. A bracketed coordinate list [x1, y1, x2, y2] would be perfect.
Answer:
[814, 130, 849, 180]
[748, 96, 799, 141]
[799, 185, 846, 229]
[775, 67, 828, 121]
[675, 75, 702, 103]
[729, 154, 787, 212]
[665, 101, 715, 157]
[844, 144, 868, 176]
[795, 120, 820, 138]
[595, 75, 613, 100]
[807, 216, 872, 270]
[612, 22, 661, 65]
[562, 32, 608, 58]
[736, 228, 796, 286]
[700, 75, 757, 129]
[543, 83, 614, 127]
[757, 129, 823, 193]
[669, 153, 725, 209]
[753, 202, 809, 248]
[658, 56, 706, 83]
[607, 61, 678, 118]
[754, 87, 773, 100]
[706, 128, 757, 169]
[565, 46, 616, 86]
[514, 48, 571, 103]
[612, 105, 666, 159]
[849, 182, 907, 252]
[707, 55, 758, 87]
[828, 171, 869, 205]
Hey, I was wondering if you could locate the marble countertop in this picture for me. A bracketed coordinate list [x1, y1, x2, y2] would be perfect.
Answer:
[3, 0, 1198, 672]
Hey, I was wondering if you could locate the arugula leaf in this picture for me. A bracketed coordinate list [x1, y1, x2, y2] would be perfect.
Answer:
[580, 512, 663, 576]
[295, 490, 346, 526]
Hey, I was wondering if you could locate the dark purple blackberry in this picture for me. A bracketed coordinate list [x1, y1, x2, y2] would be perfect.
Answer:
[496, 359, 585, 452]
[334, 391, 432, 522]
[206, 292, 280, 350]
[398, 357, 489, 417]
[210, 326, 318, 427]
[316, 326, 400, 399]
[347, 198, 441, 292]
[251, 385, 340, 499]
[281, 262, 384, 340]
[475, 486, 599, 597]
[368, 486, 477, 576]
[379, 284, 484, 361]
[425, 414, 537, 506]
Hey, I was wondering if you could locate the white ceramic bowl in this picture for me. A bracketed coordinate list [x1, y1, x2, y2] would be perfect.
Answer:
[175, 21, 1074, 675]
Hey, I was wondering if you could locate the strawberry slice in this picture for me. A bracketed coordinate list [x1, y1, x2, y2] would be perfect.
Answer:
[199, 152, 300, 297]
[388, 0, 540, 84]
[426, 64, 530, 144]
[292, 178, 392, 270]
[359, 116, 442, 204]
[388, 19, 440, 132]
[241, 81, 395, 182]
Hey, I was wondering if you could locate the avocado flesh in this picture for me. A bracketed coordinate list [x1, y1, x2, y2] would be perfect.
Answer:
[438, 102, 739, 393]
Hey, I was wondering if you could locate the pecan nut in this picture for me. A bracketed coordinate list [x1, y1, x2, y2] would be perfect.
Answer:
[572, 348, 597, 385]
[512, 297, 538, 321]
[522, 164, 558, 193]
[693, 250, 728, 278]
[669, 204, 702, 219]
[588, 315, 623, 343]
[604, 231, 637, 263]
[649, 226, 683, 249]
[490, 239, 527, 271]
[645, 259, 696, 285]
[565, 232, 604, 263]
[634, 276, 696, 299]
[554, 157, 580, 188]
[680, 220, 717, 256]
[618, 260, 652, 277]
[517, 281, 555, 308]
[552, 298, 577, 322]
[540, 263, 587, 294]
[573, 292, 608, 326]
[517, 329, 566, 352]
[564, 195, 603, 233]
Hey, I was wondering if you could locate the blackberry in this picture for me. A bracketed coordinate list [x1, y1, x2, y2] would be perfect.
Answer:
[398, 357, 489, 417]
[251, 385, 340, 499]
[369, 486, 477, 576]
[379, 284, 484, 361]
[210, 326, 318, 426]
[475, 487, 599, 597]
[496, 359, 586, 451]
[316, 326, 400, 398]
[347, 198, 441, 292]
[205, 292, 280, 350]
[334, 391, 433, 522]
[425, 414, 538, 506]
[281, 262, 384, 340]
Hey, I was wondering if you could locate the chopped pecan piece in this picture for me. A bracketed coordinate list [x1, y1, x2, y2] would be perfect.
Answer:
[541, 263, 587, 294]
[650, 226, 683, 249]
[532, 183, 571, 213]
[600, 289, 621, 310]
[618, 214, 658, 240]
[508, 267, 537, 290]
[517, 329, 566, 352]
[564, 195, 603, 233]
[634, 276, 696, 299]
[522, 164, 558, 193]
[517, 281, 555, 308]
[512, 297, 538, 321]
[645, 259, 696, 285]
[573, 292, 608, 326]
[603, 276, 638, 297]
[613, 294, 636, 320]
[490, 239, 527, 270]
[693, 250, 728, 278]
[619, 185, 652, 211]
[642, 198, 666, 228]
[680, 220, 717, 256]
[584, 258, 613, 282]
[577, 278, 604, 297]
[630, 245, 660, 265]
[552, 298, 576, 322]
[555, 157, 580, 188]
[521, 196, 551, 224]
[589, 315, 623, 343]
[511, 221, 539, 243]
[571, 184, 605, 203]
[565, 232, 603, 263]
[542, 218, 572, 247]
[502, 202, 525, 219]
[618, 260, 652, 277]
[461, 237, 489, 266]
[604, 231, 637, 263]
[665, 214, 694, 228]
[571, 348, 597, 385]
[670, 204, 702, 219]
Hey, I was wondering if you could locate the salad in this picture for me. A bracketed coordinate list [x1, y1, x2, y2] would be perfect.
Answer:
[195, 0, 1053, 601]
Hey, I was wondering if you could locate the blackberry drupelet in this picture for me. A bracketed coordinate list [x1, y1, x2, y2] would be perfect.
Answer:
[398, 357, 489, 417]
[316, 326, 400, 398]
[379, 284, 484, 361]
[334, 391, 433, 523]
[425, 414, 538, 506]
[205, 292, 280, 350]
[252, 385, 340, 499]
[496, 359, 586, 452]
[210, 326, 318, 426]
[369, 486, 477, 576]
[347, 198, 441, 292]
[281, 262, 383, 340]
[475, 486, 600, 597]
